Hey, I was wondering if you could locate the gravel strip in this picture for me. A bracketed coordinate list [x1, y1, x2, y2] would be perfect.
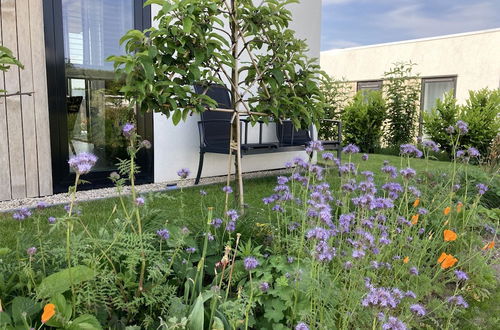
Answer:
[0, 168, 291, 213]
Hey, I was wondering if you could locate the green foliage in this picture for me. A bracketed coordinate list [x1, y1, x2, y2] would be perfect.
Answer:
[37, 266, 95, 298]
[424, 89, 500, 157]
[384, 62, 421, 147]
[341, 90, 386, 152]
[0, 45, 23, 93]
[109, 0, 326, 129]
[318, 76, 351, 141]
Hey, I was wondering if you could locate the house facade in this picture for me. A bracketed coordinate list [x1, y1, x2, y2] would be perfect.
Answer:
[0, 0, 322, 202]
[320, 28, 500, 128]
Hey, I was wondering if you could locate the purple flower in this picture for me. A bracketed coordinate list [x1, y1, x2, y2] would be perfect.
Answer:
[362, 153, 369, 161]
[135, 197, 145, 206]
[339, 213, 355, 233]
[27, 247, 37, 256]
[122, 123, 135, 137]
[409, 267, 419, 275]
[468, 147, 480, 157]
[226, 209, 239, 221]
[446, 125, 455, 134]
[454, 270, 469, 281]
[447, 295, 468, 308]
[186, 247, 196, 254]
[476, 183, 488, 195]
[342, 144, 360, 154]
[410, 304, 427, 316]
[306, 227, 331, 241]
[422, 140, 440, 152]
[405, 290, 417, 299]
[211, 218, 223, 228]
[244, 256, 259, 270]
[260, 282, 270, 292]
[141, 139, 152, 149]
[226, 221, 236, 232]
[322, 152, 334, 161]
[177, 168, 190, 179]
[222, 185, 233, 194]
[157, 229, 170, 240]
[400, 144, 423, 158]
[456, 150, 466, 159]
[13, 208, 32, 221]
[68, 152, 98, 175]
[199, 190, 207, 196]
[381, 165, 398, 179]
[37, 201, 49, 209]
[382, 317, 407, 330]
[362, 286, 399, 308]
[314, 241, 335, 262]
[295, 322, 309, 330]
[418, 207, 429, 215]
[287, 256, 294, 263]
[352, 249, 365, 259]
[456, 120, 468, 134]
[400, 168, 416, 179]
[408, 186, 421, 197]
[48, 216, 57, 224]
[306, 140, 324, 153]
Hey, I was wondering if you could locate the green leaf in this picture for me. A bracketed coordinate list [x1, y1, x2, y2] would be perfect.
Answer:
[11, 297, 41, 325]
[67, 314, 102, 330]
[0, 247, 11, 255]
[271, 69, 284, 85]
[183, 18, 193, 34]
[187, 294, 204, 330]
[172, 109, 182, 125]
[37, 265, 95, 298]
[211, 316, 224, 330]
[45, 294, 72, 328]
[0, 312, 12, 326]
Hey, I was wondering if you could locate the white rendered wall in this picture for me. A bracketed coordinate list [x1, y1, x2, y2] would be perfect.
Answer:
[153, 1, 322, 182]
[320, 29, 500, 104]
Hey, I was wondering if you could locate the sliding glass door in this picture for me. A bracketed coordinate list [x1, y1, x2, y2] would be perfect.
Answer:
[44, 0, 153, 192]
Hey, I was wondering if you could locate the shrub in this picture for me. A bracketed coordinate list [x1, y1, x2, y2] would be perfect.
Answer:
[424, 89, 500, 157]
[319, 76, 351, 141]
[341, 90, 386, 153]
[384, 62, 421, 148]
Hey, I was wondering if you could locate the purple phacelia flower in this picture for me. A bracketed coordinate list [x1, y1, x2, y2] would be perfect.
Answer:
[382, 316, 407, 330]
[322, 152, 334, 161]
[468, 147, 480, 157]
[226, 209, 239, 221]
[352, 249, 365, 259]
[410, 304, 427, 316]
[476, 183, 488, 195]
[447, 295, 468, 308]
[37, 201, 48, 209]
[314, 241, 335, 262]
[454, 270, 469, 281]
[306, 140, 324, 154]
[339, 213, 355, 233]
[13, 208, 32, 221]
[122, 122, 135, 137]
[211, 218, 223, 228]
[306, 227, 331, 240]
[48, 216, 56, 224]
[409, 267, 419, 275]
[452, 184, 461, 192]
[68, 152, 98, 175]
[199, 190, 207, 196]
[260, 282, 270, 292]
[381, 165, 398, 178]
[362, 286, 399, 308]
[27, 247, 37, 256]
[362, 153, 369, 161]
[295, 322, 309, 330]
[222, 185, 233, 194]
[177, 168, 190, 179]
[400, 144, 423, 158]
[186, 247, 196, 253]
[342, 144, 360, 154]
[456, 120, 468, 134]
[405, 290, 417, 299]
[157, 229, 170, 240]
[244, 256, 259, 270]
[408, 186, 421, 197]
[446, 125, 455, 134]
[226, 220, 236, 232]
[400, 167, 416, 179]
[418, 207, 429, 215]
[272, 204, 284, 212]
[135, 197, 145, 206]
[423, 140, 440, 152]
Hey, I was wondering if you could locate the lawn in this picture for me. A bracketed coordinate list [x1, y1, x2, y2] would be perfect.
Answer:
[0, 152, 498, 329]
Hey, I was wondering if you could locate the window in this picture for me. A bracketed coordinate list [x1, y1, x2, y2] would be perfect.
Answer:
[421, 76, 457, 113]
[357, 80, 383, 92]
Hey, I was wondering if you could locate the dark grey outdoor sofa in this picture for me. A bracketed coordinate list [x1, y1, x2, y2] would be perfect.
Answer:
[194, 85, 342, 184]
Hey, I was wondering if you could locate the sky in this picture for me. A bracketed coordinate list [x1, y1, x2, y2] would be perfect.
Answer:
[321, 0, 500, 51]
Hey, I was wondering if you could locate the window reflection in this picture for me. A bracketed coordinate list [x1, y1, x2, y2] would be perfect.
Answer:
[62, 0, 134, 172]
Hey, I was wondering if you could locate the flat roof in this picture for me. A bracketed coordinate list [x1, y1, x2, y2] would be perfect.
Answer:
[322, 27, 500, 53]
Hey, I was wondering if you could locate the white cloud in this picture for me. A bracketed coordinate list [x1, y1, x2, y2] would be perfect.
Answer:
[379, 1, 499, 37]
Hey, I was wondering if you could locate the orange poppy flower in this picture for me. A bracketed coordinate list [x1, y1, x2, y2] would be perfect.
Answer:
[443, 229, 457, 241]
[403, 256, 409, 264]
[411, 214, 419, 225]
[456, 202, 463, 213]
[413, 199, 420, 207]
[443, 207, 451, 215]
[482, 241, 495, 250]
[437, 252, 458, 269]
[41, 303, 56, 323]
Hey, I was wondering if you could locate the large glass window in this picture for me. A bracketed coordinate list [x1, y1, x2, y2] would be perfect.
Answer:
[421, 77, 456, 113]
[62, 0, 135, 172]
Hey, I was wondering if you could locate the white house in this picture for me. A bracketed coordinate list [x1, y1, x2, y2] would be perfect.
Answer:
[0, 0, 322, 201]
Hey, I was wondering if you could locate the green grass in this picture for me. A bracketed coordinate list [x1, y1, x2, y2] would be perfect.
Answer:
[0, 153, 496, 248]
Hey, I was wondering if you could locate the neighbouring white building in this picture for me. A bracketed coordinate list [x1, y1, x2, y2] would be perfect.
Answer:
[0, 0, 322, 202]
[320, 28, 500, 113]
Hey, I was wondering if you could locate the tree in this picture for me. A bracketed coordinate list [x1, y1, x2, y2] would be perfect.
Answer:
[0, 45, 23, 93]
[383, 62, 420, 148]
[109, 0, 326, 207]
